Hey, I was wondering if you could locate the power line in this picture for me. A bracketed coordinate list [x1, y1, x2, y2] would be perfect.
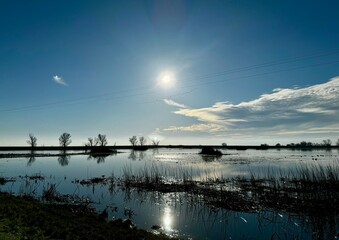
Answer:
[180, 60, 339, 89]
[142, 59, 339, 105]
[179, 48, 339, 83]
[1, 49, 338, 113]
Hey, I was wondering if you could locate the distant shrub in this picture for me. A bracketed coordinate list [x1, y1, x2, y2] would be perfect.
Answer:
[199, 147, 222, 156]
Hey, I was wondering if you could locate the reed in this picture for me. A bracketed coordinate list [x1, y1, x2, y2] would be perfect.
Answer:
[117, 161, 339, 215]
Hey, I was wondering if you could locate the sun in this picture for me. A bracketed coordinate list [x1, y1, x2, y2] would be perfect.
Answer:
[158, 71, 175, 88]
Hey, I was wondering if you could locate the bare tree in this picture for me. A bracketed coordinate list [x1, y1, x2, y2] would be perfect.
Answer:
[152, 139, 160, 146]
[129, 136, 138, 146]
[336, 139, 339, 146]
[95, 134, 107, 147]
[139, 136, 147, 146]
[87, 138, 96, 147]
[59, 132, 72, 148]
[27, 134, 37, 148]
[323, 139, 332, 147]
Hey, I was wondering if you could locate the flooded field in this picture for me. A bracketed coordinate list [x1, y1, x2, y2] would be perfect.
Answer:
[0, 148, 338, 239]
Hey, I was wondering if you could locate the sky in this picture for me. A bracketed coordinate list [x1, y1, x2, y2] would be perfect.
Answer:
[1, 0, 339, 146]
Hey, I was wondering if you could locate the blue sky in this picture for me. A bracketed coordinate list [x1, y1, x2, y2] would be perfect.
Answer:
[1, 0, 339, 146]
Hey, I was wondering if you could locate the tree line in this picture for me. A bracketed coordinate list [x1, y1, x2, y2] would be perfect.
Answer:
[285, 139, 338, 147]
[26, 133, 160, 148]
[27, 133, 339, 148]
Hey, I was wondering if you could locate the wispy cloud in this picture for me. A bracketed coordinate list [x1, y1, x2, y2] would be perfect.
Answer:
[163, 76, 339, 138]
[53, 75, 67, 86]
[164, 123, 223, 132]
[163, 99, 187, 108]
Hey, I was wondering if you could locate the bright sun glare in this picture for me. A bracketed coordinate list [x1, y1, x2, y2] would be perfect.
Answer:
[162, 207, 172, 232]
[158, 71, 175, 88]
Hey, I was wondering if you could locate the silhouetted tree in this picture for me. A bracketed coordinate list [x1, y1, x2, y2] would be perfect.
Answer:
[222, 143, 227, 147]
[129, 136, 138, 146]
[275, 143, 281, 147]
[139, 136, 146, 146]
[27, 134, 37, 148]
[95, 134, 107, 147]
[87, 138, 96, 147]
[152, 139, 160, 146]
[337, 139, 339, 146]
[323, 139, 332, 147]
[59, 132, 71, 148]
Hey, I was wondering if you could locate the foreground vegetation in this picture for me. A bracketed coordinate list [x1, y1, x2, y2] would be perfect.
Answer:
[0, 193, 173, 240]
[117, 161, 339, 215]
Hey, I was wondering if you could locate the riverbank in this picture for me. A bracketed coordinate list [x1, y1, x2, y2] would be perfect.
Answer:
[0, 192, 174, 240]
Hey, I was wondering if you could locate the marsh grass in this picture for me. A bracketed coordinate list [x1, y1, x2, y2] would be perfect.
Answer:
[41, 183, 94, 209]
[0, 177, 15, 185]
[242, 161, 339, 216]
[116, 161, 339, 216]
[1, 159, 337, 239]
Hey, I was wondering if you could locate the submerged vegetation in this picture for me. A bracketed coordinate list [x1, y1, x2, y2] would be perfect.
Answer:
[117, 161, 339, 215]
[55, 159, 336, 239]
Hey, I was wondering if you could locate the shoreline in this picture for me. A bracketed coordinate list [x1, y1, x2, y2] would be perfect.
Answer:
[0, 144, 338, 152]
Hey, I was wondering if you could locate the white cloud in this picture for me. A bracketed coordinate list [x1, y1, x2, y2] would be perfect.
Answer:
[164, 123, 223, 133]
[163, 76, 339, 138]
[53, 75, 67, 86]
[163, 99, 187, 108]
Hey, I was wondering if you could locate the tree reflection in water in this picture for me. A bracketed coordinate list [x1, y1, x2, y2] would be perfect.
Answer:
[128, 150, 137, 161]
[87, 153, 111, 164]
[128, 150, 146, 161]
[152, 148, 159, 155]
[27, 150, 36, 166]
[58, 151, 70, 166]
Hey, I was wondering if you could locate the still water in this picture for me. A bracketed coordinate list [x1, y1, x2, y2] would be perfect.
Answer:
[0, 148, 338, 239]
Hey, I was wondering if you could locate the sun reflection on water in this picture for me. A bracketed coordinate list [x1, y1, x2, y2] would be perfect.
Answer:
[162, 207, 173, 232]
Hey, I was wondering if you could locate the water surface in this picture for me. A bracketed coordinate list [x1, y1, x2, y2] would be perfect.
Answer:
[0, 148, 337, 239]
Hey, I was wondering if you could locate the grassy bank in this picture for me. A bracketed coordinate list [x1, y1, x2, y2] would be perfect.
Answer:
[0, 193, 173, 240]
